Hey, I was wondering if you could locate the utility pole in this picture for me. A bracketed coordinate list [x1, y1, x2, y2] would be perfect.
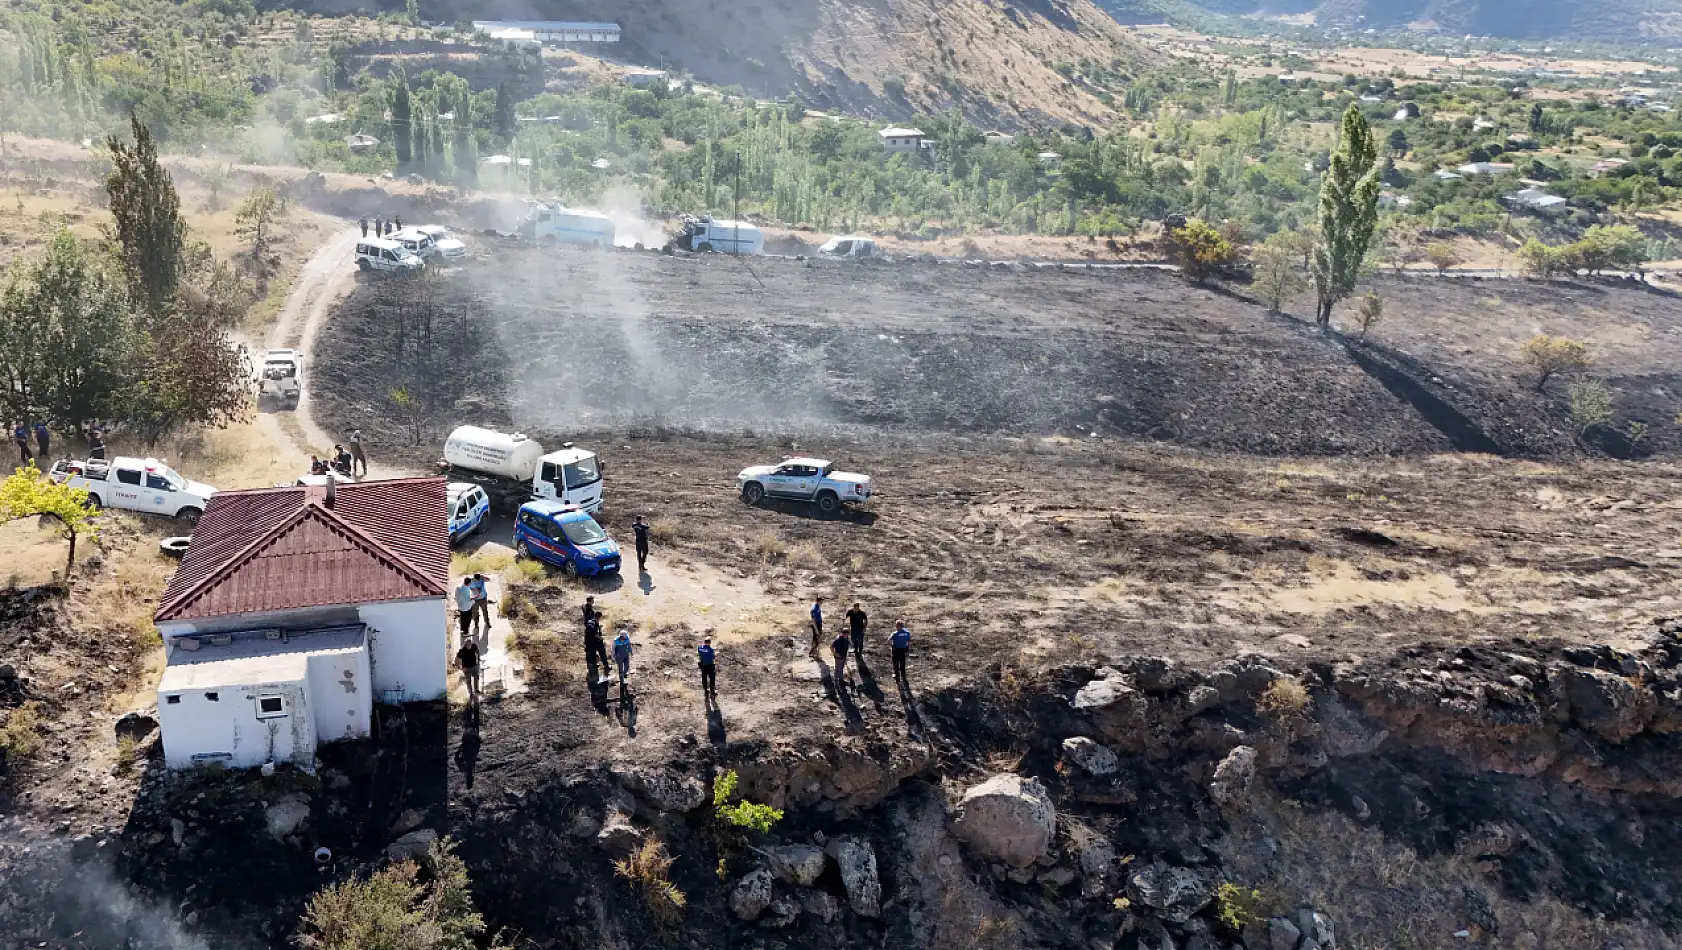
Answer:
[734, 154, 742, 254]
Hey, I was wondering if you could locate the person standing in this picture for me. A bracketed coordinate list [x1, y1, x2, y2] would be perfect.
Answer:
[469, 573, 491, 633]
[845, 601, 868, 656]
[612, 630, 634, 688]
[33, 422, 49, 461]
[374, 216, 384, 238]
[808, 597, 825, 658]
[454, 578, 476, 642]
[831, 631, 851, 691]
[457, 638, 482, 704]
[359, 216, 369, 238]
[393, 215, 403, 232]
[697, 636, 717, 697]
[13, 425, 32, 467]
[87, 426, 106, 461]
[890, 620, 912, 683]
[582, 596, 599, 628]
[348, 429, 367, 476]
[632, 516, 651, 572]
[584, 614, 610, 680]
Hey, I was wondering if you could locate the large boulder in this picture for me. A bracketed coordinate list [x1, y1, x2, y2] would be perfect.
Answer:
[1073, 670, 1147, 715]
[596, 788, 643, 857]
[385, 828, 438, 862]
[1126, 860, 1217, 924]
[1061, 737, 1118, 777]
[1208, 745, 1258, 806]
[613, 766, 707, 813]
[264, 801, 309, 839]
[1552, 664, 1655, 743]
[824, 836, 881, 917]
[953, 774, 1056, 868]
[1068, 829, 1117, 898]
[767, 844, 827, 886]
[729, 868, 773, 921]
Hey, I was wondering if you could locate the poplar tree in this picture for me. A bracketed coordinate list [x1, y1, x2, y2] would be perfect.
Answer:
[1311, 105, 1382, 329]
[391, 70, 413, 166]
[105, 112, 187, 314]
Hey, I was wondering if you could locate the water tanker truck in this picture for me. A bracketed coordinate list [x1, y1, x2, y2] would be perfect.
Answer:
[440, 426, 603, 514]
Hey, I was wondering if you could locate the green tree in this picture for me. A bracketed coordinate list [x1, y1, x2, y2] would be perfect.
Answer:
[105, 111, 187, 314]
[1518, 238, 1561, 278]
[453, 96, 478, 187]
[0, 464, 97, 575]
[1169, 218, 1238, 283]
[391, 71, 413, 166]
[1312, 106, 1382, 329]
[235, 186, 286, 284]
[1520, 335, 1591, 392]
[810, 121, 844, 163]
[298, 837, 507, 950]
[1251, 237, 1304, 312]
[494, 82, 515, 144]
[0, 231, 141, 431]
[1567, 377, 1614, 443]
[1386, 127, 1408, 156]
[429, 120, 447, 178]
[130, 307, 251, 444]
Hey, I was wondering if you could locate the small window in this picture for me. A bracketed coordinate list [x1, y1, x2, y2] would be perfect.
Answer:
[146, 473, 171, 490]
[256, 695, 287, 719]
[205, 692, 219, 702]
[165, 694, 181, 705]
[117, 469, 142, 486]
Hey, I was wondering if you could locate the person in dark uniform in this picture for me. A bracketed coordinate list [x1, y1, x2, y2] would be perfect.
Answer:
[890, 620, 912, 683]
[33, 422, 49, 461]
[582, 596, 599, 628]
[12, 425, 32, 466]
[457, 638, 481, 704]
[845, 601, 868, 656]
[393, 215, 403, 232]
[697, 637, 717, 697]
[633, 515, 651, 572]
[359, 216, 369, 237]
[86, 426, 106, 460]
[808, 597, 824, 658]
[584, 613, 610, 680]
[831, 631, 851, 691]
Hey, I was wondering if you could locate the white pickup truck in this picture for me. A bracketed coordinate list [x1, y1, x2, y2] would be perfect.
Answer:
[49, 457, 216, 524]
[736, 457, 872, 514]
[256, 348, 302, 410]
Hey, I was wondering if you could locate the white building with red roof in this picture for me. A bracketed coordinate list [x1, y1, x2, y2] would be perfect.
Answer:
[152, 476, 450, 772]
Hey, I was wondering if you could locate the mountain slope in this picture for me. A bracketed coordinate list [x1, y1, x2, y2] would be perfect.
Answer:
[1099, 0, 1679, 41]
[431, 0, 1167, 126]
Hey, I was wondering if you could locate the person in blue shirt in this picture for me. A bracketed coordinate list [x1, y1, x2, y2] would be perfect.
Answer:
[612, 631, 634, 687]
[468, 573, 490, 633]
[890, 620, 912, 683]
[697, 637, 717, 697]
[13, 424, 31, 466]
[808, 597, 824, 659]
[32, 422, 49, 461]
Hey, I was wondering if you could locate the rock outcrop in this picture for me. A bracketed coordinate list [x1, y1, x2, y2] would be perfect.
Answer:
[952, 773, 1057, 868]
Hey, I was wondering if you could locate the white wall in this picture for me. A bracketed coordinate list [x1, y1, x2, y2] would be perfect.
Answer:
[306, 650, 372, 742]
[359, 598, 448, 701]
[159, 604, 361, 642]
[158, 680, 314, 771]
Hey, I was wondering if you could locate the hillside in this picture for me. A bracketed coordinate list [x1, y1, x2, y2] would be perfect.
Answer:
[1100, 0, 1681, 41]
[291, 0, 1168, 127]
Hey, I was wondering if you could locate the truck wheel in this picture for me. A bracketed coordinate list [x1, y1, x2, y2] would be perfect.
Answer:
[357, 259, 371, 271]
[696, 241, 714, 253]
[176, 506, 203, 526]
[516, 540, 532, 559]
[742, 483, 765, 506]
[562, 559, 579, 578]
[87, 494, 103, 510]
[816, 491, 840, 515]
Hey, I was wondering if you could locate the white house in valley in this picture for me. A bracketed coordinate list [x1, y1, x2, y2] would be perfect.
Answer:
[878, 127, 927, 152]
[153, 476, 450, 772]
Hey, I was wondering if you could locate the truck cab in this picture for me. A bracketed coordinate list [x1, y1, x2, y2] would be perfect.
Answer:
[534, 447, 603, 513]
[51, 456, 216, 524]
[513, 501, 620, 576]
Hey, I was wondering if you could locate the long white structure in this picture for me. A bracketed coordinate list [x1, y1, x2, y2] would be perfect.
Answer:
[472, 21, 620, 44]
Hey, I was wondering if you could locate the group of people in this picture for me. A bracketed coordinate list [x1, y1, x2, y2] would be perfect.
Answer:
[580, 595, 637, 690]
[808, 597, 913, 686]
[453, 573, 496, 703]
[308, 430, 367, 478]
[12, 422, 106, 468]
[359, 216, 403, 238]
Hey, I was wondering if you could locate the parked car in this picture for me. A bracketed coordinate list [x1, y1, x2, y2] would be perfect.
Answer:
[255, 348, 302, 410]
[413, 225, 468, 259]
[819, 235, 879, 259]
[49, 456, 216, 524]
[355, 238, 425, 273]
[735, 457, 872, 514]
[448, 482, 491, 545]
[513, 500, 621, 576]
[392, 226, 467, 261]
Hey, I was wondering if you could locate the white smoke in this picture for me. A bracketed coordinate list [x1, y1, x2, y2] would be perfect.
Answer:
[597, 184, 669, 249]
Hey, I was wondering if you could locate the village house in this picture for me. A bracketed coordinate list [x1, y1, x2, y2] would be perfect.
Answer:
[153, 477, 450, 772]
[1457, 161, 1515, 177]
[470, 20, 620, 45]
[1504, 187, 1568, 215]
[877, 127, 927, 152]
[1589, 157, 1631, 178]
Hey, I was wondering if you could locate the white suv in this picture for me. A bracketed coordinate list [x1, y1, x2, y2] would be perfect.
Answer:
[355, 238, 425, 273]
[736, 457, 872, 514]
[412, 225, 468, 259]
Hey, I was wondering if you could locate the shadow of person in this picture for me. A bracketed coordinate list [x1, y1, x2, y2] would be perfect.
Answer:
[619, 688, 638, 738]
[819, 657, 864, 728]
[454, 706, 482, 789]
[854, 653, 888, 711]
[704, 693, 727, 745]
[638, 570, 654, 595]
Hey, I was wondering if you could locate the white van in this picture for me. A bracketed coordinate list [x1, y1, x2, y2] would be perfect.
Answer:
[522, 202, 616, 248]
[673, 215, 763, 255]
[355, 238, 425, 273]
[820, 235, 878, 259]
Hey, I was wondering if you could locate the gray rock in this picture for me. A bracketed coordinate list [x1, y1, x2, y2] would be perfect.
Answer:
[567, 811, 602, 838]
[595, 822, 643, 857]
[1038, 866, 1077, 889]
[1068, 829, 1116, 897]
[613, 766, 708, 813]
[1061, 737, 1119, 776]
[824, 836, 881, 917]
[1127, 861, 1218, 924]
[762, 897, 799, 929]
[1184, 684, 1221, 715]
[170, 818, 185, 847]
[390, 808, 424, 836]
[798, 889, 840, 923]
[1552, 664, 1655, 743]
[1296, 908, 1335, 948]
[1209, 745, 1259, 806]
[952, 774, 1057, 868]
[729, 868, 774, 921]
[385, 828, 437, 862]
[767, 844, 827, 886]
[1073, 670, 1145, 713]
[263, 801, 309, 839]
[1268, 916, 1302, 950]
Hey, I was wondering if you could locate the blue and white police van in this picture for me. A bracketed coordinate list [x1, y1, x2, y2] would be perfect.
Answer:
[512, 500, 621, 576]
[448, 482, 492, 545]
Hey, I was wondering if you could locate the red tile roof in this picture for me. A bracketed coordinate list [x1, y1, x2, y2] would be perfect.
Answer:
[156, 477, 450, 623]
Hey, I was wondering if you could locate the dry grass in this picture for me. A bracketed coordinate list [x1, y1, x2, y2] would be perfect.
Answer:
[1256, 675, 1312, 716]
[613, 838, 687, 925]
[0, 702, 45, 764]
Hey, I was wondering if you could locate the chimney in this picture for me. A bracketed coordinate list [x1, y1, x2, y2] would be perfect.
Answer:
[324, 472, 336, 508]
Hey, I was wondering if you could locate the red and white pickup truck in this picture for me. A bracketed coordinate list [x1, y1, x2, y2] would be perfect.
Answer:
[49, 456, 217, 524]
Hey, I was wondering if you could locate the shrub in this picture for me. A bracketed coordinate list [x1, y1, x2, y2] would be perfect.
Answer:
[1567, 377, 1614, 440]
[1250, 239, 1303, 312]
[1169, 218, 1239, 283]
[1215, 882, 1265, 930]
[298, 837, 507, 950]
[1519, 335, 1591, 392]
[1424, 242, 1460, 275]
[1256, 675, 1310, 715]
[713, 769, 783, 834]
[1353, 292, 1382, 341]
[613, 839, 687, 925]
[0, 702, 44, 764]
